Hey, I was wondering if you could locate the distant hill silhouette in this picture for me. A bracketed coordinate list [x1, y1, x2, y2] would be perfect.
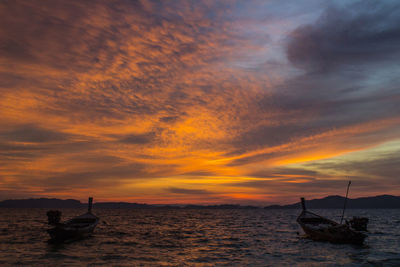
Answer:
[264, 195, 400, 209]
[0, 198, 82, 208]
[0, 198, 258, 209]
[182, 204, 259, 209]
[94, 202, 151, 209]
[1, 195, 399, 209]
[0, 198, 151, 209]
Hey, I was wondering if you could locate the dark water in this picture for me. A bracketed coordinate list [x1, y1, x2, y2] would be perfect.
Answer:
[0, 208, 399, 266]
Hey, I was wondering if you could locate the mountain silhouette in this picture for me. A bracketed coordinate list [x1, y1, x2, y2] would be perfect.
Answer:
[264, 195, 400, 209]
[0, 198, 82, 208]
[1, 195, 399, 209]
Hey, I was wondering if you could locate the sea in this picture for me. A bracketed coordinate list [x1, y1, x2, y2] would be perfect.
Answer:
[0, 208, 399, 266]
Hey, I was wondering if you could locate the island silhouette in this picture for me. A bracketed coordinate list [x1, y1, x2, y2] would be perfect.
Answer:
[0, 195, 399, 209]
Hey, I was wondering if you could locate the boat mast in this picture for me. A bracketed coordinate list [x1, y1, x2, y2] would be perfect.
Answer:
[88, 197, 93, 213]
[340, 181, 351, 224]
[300, 197, 306, 211]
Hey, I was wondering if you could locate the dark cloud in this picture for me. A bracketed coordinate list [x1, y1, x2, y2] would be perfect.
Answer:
[0, 124, 69, 143]
[0, 135, 109, 166]
[71, 154, 124, 165]
[227, 152, 276, 167]
[118, 132, 156, 144]
[287, 1, 400, 71]
[248, 168, 318, 179]
[167, 187, 211, 195]
[159, 116, 180, 123]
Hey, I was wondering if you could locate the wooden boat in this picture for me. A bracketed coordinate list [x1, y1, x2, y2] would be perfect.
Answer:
[47, 197, 99, 242]
[297, 198, 366, 245]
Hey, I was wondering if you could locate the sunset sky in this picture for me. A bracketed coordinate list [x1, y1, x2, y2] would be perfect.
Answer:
[1, 0, 400, 205]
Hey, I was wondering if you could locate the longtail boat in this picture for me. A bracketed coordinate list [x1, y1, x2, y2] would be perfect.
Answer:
[297, 197, 366, 245]
[47, 197, 99, 242]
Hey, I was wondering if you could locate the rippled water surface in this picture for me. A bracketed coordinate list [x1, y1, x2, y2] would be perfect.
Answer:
[0, 208, 399, 266]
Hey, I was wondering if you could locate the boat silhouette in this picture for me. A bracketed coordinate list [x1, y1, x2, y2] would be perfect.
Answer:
[297, 197, 366, 245]
[47, 197, 99, 242]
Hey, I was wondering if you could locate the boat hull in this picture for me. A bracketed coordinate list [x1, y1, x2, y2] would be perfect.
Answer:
[47, 212, 99, 242]
[297, 210, 366, 245]
[299, 223, 366, 245]
[47, 223, 97, 242]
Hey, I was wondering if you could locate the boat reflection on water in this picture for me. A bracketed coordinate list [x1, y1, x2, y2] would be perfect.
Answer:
[47, 197, 99, 243]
